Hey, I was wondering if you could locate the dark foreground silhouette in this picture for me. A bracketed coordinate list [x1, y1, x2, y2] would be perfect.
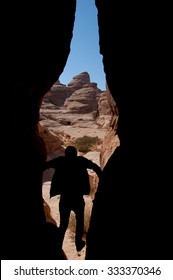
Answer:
[43, 222, 67, 259]
[44, 146, 102, 252]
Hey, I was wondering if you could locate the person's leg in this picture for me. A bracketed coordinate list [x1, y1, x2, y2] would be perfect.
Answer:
[58, 197, 71, 248]
[74, 198, 85, 251]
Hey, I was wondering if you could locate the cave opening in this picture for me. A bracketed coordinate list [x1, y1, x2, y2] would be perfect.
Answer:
[39, 0, 118, 260]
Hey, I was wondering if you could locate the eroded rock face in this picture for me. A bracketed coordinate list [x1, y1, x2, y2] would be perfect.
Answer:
[45, 82, 74, 107]
[99, 83, 119, 169]
[40, 72, 112, 140]
[67, 72, 90, 89]
[38, 123, 62, 154]
[64, 87, 101, 114]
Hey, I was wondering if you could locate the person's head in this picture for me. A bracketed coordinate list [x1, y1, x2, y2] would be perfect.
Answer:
[65, 146, 77, 158]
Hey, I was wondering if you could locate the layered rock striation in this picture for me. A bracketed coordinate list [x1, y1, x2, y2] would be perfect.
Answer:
[40, 72, 112, 141]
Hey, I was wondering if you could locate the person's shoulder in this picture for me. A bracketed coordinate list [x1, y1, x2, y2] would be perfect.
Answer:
[77, 156, 91, 164]
[59, 156, 65, 160]
[51, 156, 65, 164]
[77, 156, 87, 161]
[53, 155, 64, 161]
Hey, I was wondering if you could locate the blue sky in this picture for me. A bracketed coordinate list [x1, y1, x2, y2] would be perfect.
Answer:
[59, 0, 106, 91]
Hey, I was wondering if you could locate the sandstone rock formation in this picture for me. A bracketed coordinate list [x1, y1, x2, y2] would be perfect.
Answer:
[38, 123, 62, 154]
[40, 72, 112, 141]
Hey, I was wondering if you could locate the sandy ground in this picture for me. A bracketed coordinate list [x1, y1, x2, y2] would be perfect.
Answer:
[42, 181, 93, 260]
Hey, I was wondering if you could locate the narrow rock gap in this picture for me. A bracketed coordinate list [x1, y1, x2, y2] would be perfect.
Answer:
[40, 1, 116, 260]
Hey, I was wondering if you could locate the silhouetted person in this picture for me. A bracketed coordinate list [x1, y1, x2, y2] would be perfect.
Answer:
[43, 145, 102, 252]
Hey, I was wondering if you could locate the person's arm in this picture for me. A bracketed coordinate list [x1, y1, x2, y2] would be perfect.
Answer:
[83, 157, 102, 178]
[42, 157, 61, 171]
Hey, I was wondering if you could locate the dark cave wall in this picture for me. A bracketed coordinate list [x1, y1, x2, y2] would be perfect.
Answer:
[2, 0, 172, 259]
[85, 0, 172, 260]
[2, 1, 76, 259]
